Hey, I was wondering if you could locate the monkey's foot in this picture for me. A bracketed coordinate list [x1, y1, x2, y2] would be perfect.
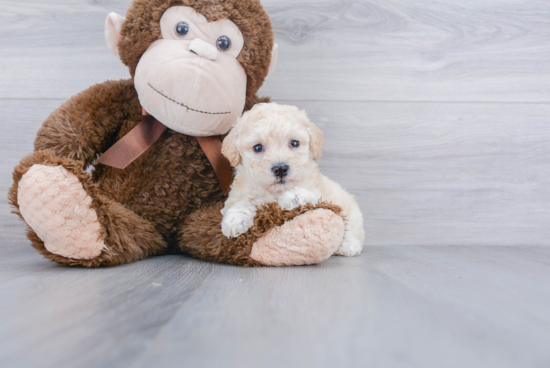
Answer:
[249, 208, 344, 266]
[17, 164, 105, 260]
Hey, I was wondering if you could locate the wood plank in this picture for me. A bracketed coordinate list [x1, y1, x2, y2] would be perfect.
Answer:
[133, 247, 550, 368]
[300, 100, 550, 246]
[2, 1, 550, 367]
[262, 0, 550, 102]
[0, 0, 132, 99]
[1, 0, 549, 102]
[2, 99, 550, 248]
[0, 252, 218, 368]
[1, 246, 549, 367]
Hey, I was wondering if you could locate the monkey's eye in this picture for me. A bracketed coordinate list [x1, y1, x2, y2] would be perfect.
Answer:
[175, 22, 190, 37]
[217, 36, 232, 51]
[253, 144, 264, 153]
[290, 140, 300, 148]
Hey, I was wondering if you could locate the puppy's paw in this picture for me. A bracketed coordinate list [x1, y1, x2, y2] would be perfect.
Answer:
[335, 236, 363, 257]
[221, 209, 256, 238]
[278, 187, 319, 210]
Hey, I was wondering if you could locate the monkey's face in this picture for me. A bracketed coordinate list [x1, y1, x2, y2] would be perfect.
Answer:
[132, 6, 246, 136]
[106, 1, 277, 136]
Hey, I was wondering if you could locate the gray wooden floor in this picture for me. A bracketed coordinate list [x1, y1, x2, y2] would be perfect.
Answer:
[2, 243, 550, 368]
[1, 0, 550, 367]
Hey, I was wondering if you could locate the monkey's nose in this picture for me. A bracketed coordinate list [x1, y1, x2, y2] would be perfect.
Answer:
[272, 164, 289, 179]
[189, 38, 218, 61]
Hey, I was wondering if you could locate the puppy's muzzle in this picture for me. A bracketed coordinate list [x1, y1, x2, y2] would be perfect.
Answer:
[272, 163, 289, 179]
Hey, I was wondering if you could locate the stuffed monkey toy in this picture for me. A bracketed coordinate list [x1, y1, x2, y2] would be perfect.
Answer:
[9, 0, 345, 267]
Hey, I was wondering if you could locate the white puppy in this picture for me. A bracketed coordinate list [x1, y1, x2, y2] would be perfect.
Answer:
[220, 103, 365, 257]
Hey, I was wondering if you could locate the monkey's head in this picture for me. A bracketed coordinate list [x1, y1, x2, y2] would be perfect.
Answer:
[105, 0, 277, 137]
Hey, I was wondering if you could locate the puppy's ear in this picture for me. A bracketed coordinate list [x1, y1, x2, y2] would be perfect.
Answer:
[307, 122, 324, 159]
[222, 126, 241, 166]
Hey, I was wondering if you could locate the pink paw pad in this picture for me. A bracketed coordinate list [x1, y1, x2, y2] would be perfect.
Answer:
[17, 164, 105, 260]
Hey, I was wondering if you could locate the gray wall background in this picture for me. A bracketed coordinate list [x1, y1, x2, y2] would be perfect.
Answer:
[1, 0, 549, 245]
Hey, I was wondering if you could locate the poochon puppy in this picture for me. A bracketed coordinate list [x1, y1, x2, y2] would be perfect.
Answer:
[220, 103, 365, 256]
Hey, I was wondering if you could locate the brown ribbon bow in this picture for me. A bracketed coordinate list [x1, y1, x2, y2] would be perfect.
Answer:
[97, 110, 233, 195]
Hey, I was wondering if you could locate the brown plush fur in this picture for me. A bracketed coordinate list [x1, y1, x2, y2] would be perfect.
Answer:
[9, 0, 342, 267]
[10, 78, 225, 266]
[9, 150, 167, 267]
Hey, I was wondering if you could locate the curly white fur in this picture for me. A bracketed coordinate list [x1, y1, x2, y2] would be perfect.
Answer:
[221, 103, 365, 256]
[277, 187, 318, 210]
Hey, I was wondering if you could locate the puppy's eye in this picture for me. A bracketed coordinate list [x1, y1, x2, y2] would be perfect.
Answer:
[290, 140, 300, 148]
[217, 36, 232, 51]
[175, 22, 190, 37]
[253, 144, 264, 153]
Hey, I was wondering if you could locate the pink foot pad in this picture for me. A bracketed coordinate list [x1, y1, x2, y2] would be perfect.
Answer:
[250, 208, 345, 266]
[17, 164, 105, 260]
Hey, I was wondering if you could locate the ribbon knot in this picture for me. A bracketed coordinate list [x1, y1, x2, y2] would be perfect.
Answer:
[97, 111, 233, 195]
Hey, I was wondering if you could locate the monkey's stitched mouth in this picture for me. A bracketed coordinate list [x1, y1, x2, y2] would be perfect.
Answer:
[148, 83, 231, 115]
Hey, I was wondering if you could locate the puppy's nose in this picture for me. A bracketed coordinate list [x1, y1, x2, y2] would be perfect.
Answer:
[272, 163, 289, 178]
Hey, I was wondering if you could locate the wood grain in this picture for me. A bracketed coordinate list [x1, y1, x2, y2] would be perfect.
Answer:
[2, 100, 549, 248]
[2, 1, 550, 366]
[262, 0, 550, 102]
[133, 247, 550, 368]
[1, 246, 549, 368]
[297, 100, 550, 246]
[1, 0, 549, 101]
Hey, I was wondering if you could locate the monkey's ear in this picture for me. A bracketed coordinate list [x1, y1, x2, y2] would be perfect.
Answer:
[266, 43, 278, 79]
[105, 12, 125, 58]
[307, 121, 324, 160]
[222, 126, 241, 167]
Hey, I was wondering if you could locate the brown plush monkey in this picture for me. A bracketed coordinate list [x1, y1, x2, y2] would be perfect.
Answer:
[9, 0, 345, 267]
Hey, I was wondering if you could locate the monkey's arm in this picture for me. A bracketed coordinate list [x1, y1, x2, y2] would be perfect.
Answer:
[34, 79, 139, 169]
[180, 202, 345, 267]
